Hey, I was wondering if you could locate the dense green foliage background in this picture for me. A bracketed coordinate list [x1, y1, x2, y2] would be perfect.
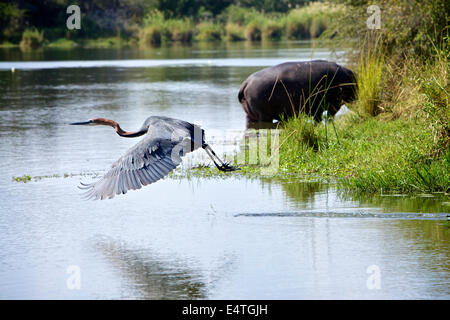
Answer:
[0, 0, 312, 43]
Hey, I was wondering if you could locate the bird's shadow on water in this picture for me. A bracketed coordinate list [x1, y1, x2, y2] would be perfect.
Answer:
[93, 235, 234, 299]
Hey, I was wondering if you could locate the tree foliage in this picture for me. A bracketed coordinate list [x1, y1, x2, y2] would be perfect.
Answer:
[0, 0, 316, 42]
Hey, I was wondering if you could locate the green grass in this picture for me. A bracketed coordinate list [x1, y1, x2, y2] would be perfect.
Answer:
[182, 43, 449, 195]
[0, 41, 18, 48]
[83, 36, 127, 48]
[47, 38, 79, 48]
[355, 39, 384, 117]
[183, 114, 448, 195]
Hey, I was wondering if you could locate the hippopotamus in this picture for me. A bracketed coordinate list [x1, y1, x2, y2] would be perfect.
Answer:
[238, 60, 357, 123]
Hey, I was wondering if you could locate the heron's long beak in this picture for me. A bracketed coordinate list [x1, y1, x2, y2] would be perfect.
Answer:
[70, 120, 93, 125]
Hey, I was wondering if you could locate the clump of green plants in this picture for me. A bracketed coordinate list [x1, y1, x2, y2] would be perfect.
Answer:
[13, 175, 31, 183]
[165, 19, 193, 42]
[139, 25, 162, 45]
[261, 20, 284, 41]
[285, 9, 311, 39]
[140, 11, 193, 44]
[416, 42, 449, 157]
[355, 39, 384, 117]
[225, 23, 245, 41]
[280, 115, 323, 152]
[20, 28, 44, 49]
[84, 36, 126, 48]
[195, 22, 222, 41]
[245, 20, 262, 41]
[47, 38, 78, 48]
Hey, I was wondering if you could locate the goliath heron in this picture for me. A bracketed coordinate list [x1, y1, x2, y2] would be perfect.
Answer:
[71, 116, 238, 200]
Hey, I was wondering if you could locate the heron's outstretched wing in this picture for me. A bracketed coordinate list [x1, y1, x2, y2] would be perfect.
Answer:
[80, 125, 195, 200]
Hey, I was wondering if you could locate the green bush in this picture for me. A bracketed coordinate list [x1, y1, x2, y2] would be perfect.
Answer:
[285, 10, 311, 39]
[225, 23, 245, 41]
[20, 28, 44, 49]
[262, 20, 284, 40]
[139, 26, 162, 45]
[355, 40, 385, 117]
[195, 22, 222, 41]
[165, 19, 193, 42]
[219, 5, 261, 25]
[245, 20, 262, 41]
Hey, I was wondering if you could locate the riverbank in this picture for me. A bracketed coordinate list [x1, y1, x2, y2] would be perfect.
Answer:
[188, 114, 449, 195]
[189, 43, 449, 195]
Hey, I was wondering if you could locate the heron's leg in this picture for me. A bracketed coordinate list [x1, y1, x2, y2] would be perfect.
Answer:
[202, 144, 239, 171]
[203, 145, 222, 169]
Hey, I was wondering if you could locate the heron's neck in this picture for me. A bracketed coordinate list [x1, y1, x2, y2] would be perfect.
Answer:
[92, 118, 148, 138]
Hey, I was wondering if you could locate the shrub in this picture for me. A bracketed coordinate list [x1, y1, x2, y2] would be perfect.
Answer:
[355, 40, 384, 117]
[165, 19, 193, 43]
[195, 22, 222, 41]
[245, 20, 262, 41]
[262, 20, 284, 40]
[20, 28, 44, 49]
[285, 10, 311, 39]
[139, 26, 162, 45]
[225, 23, 245, 41]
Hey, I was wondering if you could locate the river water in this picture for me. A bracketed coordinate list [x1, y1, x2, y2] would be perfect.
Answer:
[0, 41, 448, 299]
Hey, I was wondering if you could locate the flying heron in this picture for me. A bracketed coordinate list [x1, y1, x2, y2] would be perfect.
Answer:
[71, 116, 238, 200]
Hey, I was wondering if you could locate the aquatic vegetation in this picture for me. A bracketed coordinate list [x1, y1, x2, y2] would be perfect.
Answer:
[12, 172, 100, 183]
[13, 175, 31, 183]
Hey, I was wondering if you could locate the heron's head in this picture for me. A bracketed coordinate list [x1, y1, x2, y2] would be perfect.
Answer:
[70, 117, 147, 138]
[70, 118, 113, 126]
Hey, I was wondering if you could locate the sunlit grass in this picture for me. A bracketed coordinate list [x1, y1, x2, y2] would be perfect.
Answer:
[355, 40, 384, 117]
[195, 22, 223, 41]
[47, 38, 79, 48]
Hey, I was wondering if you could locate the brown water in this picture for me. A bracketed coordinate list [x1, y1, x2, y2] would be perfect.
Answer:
[0, 41, 448, 299]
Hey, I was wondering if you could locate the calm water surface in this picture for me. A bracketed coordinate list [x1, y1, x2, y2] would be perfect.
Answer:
[0, 41, 448, 299]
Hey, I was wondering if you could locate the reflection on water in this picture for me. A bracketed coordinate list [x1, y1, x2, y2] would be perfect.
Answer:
[275, 179, 449, 214]
[95, 236, 210, 299]
[0, 42, 448, 299]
